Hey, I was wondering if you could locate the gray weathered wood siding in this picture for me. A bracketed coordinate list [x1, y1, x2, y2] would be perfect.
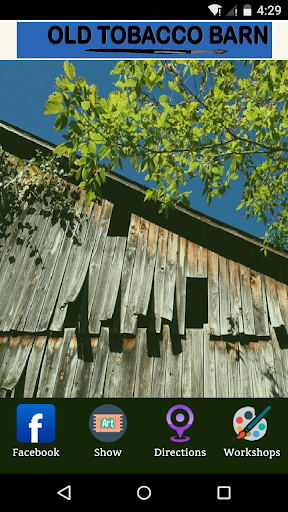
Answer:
[1, 199, 287, 339]
[1, 325, 288, 398]
[1, 185, 288, 397]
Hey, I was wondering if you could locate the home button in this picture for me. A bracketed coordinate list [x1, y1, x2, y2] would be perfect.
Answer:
[137, 486, 151, 500]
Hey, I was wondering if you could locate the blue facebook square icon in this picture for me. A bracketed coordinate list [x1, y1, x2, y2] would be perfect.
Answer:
[17, 404, 56, 443]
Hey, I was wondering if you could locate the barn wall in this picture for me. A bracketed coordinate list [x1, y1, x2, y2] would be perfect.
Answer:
[1, 192, 288, 340]
[1, 172, 288, 397]
[1, 325, 288, 398]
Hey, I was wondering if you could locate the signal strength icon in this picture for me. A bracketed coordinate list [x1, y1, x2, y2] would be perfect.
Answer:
[208, 4, 222, 15]
[226, 4, 238, 16]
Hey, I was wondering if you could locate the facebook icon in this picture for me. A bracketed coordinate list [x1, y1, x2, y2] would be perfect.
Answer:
[17, 404, 56, 443]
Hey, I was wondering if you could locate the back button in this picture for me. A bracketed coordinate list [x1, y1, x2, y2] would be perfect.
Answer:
[57, 485, 71, 501]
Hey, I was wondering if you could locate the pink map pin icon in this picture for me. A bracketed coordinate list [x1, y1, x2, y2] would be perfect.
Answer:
[166, 405, 194, 442]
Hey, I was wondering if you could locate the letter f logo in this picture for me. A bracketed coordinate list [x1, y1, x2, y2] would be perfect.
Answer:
[29, 413, 43, 443]
[17, 404, 55, 443]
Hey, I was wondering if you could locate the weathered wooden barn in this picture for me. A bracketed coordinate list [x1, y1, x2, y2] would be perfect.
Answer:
[1, 119, 288, 398]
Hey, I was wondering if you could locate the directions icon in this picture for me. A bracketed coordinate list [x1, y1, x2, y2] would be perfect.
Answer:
[166, 405, 194, 442]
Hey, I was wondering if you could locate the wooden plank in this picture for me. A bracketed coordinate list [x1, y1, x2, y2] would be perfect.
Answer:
[120, 214, 141, 333]
[23, 336, 47, 397]
[0, 203, 31, 290]
[190, 328, 204, 398]
[0, 208, 50, 331]
[154, 227, 168, 333]
[182, 329, 192, 397]
[269, 325, 288, 397]
[257, 340, 278, 398]
[183, 329, 204, 398]
[137, 222, 159, 316]
[264, 275, 284, 329]
[66, 201, 112, 305]
[88, 328, 110, 398]
[87, 202, 117, 328]
[186, 241, 198, 278]
[0, 335, 9, 368]
[53, 329, 78, 397]
[175, 236, 187, 336]
[10, 216, 60, 331]
[116, 336, 138, 397]
[162, 231, 178, 322]
[0, 203, 36, 284]
[207, 251, 220, 336]
[218, 256, 231, 336]
[0, 335, 22, 390]
[35, 190, 87, 331]
[150, 327, 168, 398]
[203, 325, 216, 397]
[225, 341, 241, 397]
[239, 265, 255, 335]
[1, 335, 35, 391]
[89, 236, 118, 333]
[228, 260, 244, 335]
[164, 325, 182, 397]
[123, 218, 150, 333]
[214, 341, 229, 397]
[51, 200, 113, 331]
[276, 281, 288, 333]
[103, 345, 124, 398]
[197, 245, 208, 278]
[70, 337, 99, 397]
[247, 342, 268, 397]
[0, 336, 9, 397]
[134, 329, 154, 397]
[49, 199, 100, 330]
[102, 237, 127, 321]
[238, 341, 255, 397]
[36, 332, 70, 397]
[250, 271, 269, 336]
[23, 218, 69, 331]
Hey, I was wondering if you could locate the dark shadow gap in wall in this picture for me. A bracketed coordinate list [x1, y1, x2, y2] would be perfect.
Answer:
[107, 203, 132, 237]
[185, 277, 208, 328]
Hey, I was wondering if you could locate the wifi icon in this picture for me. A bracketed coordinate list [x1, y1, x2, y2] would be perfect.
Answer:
[208, 3, 222, 15]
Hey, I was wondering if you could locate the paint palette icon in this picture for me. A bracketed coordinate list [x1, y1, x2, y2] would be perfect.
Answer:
[233, 406, 268, 441]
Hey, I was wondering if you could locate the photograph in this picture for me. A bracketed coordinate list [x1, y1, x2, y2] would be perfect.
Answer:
[0, 18, 288, 497]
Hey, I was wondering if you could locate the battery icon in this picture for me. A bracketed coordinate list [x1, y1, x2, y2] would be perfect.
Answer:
[243, 4, 252, 15]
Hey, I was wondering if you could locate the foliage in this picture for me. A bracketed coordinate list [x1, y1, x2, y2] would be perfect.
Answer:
[0, 148, 80, 243]
[44, 60, 288, 251]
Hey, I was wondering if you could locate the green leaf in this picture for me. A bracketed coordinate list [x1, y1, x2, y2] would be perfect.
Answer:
[159, 94, 168, 103]
[64, 61, 76, 81]
[44, 100, 64, 115]
[84, 188, 95, 206]
[53, 143, 69, 156]
[54, 112, 68, 131]
[236, 201, 245, 211]
[88, 141, 96, 155]
[98, 146, 110, 160]
[81, 101, 90, 111]
[100, 167, 106, 183]
[69, 120, 82, 136]
[125, 79, 137, 88]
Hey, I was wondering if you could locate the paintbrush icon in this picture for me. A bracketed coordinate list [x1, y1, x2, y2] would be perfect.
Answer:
[237, 406, 271, 439]
[85, 48, 228, 55]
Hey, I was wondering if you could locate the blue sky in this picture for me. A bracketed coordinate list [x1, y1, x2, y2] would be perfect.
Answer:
[0, 59, 266, 240]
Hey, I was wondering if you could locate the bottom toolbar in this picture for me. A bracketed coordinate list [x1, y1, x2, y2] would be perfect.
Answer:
[0, 473, 283, 505]
[0, 398, 287, 475]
